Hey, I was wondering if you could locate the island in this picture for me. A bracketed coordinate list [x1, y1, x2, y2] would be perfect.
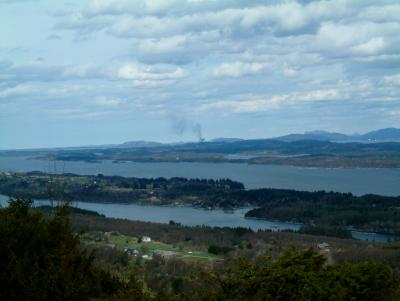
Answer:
[1, 171, 400, 236]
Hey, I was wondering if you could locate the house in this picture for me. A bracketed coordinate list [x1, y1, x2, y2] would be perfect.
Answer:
[317, 242, 330, 251]
[142, 236, 151, 243]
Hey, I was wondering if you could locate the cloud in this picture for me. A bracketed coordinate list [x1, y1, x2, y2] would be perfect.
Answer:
[0, 61, 106, 83]
[197, 95, 288, 113]
[0, 83, 97, 100]
[388, 109, 400, 116]
[0, 60, 187, 89]
[297, 89, 340, 102]
[352, 37, 386, 55]
[282, 66, 298, 77]
[93, 96, 124, 107]
[197, 89, 341, 113]
[384, 74, 400, 86]
[52, 0, 400, 69]
[198, 99, 275, 113]
[117, 62, 186, 86]
[0, 84, 37, 99]
[212, 61, 268, 78]
[2, 0, 400, 146]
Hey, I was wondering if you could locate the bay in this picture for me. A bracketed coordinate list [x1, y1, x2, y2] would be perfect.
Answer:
[0, 194, 397, 243]
[1, 155, 400, 196]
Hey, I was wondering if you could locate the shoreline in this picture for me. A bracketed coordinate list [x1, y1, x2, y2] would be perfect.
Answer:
[2, 194, 398, 241]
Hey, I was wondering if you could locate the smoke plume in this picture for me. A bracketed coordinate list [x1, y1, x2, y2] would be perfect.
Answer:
[171, 116, 204, 142]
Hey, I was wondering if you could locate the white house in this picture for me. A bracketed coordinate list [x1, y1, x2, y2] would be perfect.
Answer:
[142, 236, 151, 243]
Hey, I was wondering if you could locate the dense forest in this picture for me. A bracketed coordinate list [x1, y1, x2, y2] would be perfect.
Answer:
[0, 171, 244, 206]
[1, 172, 400, 235]
[1, 198, 400, 300]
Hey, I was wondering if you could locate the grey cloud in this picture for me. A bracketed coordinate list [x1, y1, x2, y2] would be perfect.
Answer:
[54, 0, 400, 67]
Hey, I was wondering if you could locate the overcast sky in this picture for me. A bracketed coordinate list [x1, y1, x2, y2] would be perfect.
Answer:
[1, 0, 400, 148]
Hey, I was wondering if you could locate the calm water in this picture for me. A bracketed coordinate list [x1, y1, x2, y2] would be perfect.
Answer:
[1, 155, 400, 196]
[1, 156, 400, 242]
[0, 194, 397, 242]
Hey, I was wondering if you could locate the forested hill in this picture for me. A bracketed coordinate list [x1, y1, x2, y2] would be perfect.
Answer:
[2, 138, 400, 168]
[1, 172, 400, 235]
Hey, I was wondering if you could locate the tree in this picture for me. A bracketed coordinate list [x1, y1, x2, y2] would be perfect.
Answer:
[0, 198, 120, 300]
[195, 247, 400, 301]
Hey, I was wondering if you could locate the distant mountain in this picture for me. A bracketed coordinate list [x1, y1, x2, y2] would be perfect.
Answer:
[275, 131, 348, 142]
[358, 128, 400, 141]
[210, 138, 244, 143]
[118, 141, 164, 148]
[275, 128, 400, 143]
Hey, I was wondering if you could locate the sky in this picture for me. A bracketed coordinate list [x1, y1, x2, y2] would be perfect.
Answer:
[1, 0, 400, 149]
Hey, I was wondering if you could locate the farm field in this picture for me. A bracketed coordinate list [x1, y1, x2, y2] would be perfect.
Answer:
[82, 232, 219, 263]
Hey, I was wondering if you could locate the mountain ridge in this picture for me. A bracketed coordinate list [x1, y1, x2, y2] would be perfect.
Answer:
[274, 127, 400, 143]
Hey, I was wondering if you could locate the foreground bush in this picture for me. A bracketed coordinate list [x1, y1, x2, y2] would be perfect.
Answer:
[0, 199, 122, 301]
[197, 248, 400, 301]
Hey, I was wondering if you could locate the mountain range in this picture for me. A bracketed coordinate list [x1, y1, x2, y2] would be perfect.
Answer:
[274, 128, 400, 143]
[115, 128, 400, 148]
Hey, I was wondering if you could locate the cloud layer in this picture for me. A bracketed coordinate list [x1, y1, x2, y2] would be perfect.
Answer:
[1, 0, 400, 148]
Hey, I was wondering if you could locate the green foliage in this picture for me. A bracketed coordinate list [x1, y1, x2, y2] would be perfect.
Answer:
[196, 248, 400, 301]
[1, 197, 399, 300]
[208, 244, 234, 255]
[298, 224, 353, 239]
[0, 198, 120, 301]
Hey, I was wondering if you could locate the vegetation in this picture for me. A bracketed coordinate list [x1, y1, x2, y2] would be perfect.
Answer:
[0, 198, 119, 300]
[0, 171, 243, 206]
[198, 248, 400, 301]
[207, 244, 234, 255]
[2, 198, 400, 300]
[243, 189, 400, 235]
[0, 199, 399, 301]
[84, 232, 219, 263]
[68, 207, 400, 269]
[298, 224, 352, 239]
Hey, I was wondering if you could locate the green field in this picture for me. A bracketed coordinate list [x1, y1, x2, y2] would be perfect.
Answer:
[83, 232, 219, 263]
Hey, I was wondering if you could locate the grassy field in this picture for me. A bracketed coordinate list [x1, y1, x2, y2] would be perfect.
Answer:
[83, 232, 219, 263]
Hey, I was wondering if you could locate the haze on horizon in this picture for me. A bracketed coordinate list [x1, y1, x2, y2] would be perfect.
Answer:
[1, 0, 400, 149]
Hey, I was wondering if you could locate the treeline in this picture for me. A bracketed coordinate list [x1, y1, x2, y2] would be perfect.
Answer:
[242, 189, 400, 234]
[0, 172, 244, 205]
[298, 225, 352, 239]
[1, 199, 399, 300]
